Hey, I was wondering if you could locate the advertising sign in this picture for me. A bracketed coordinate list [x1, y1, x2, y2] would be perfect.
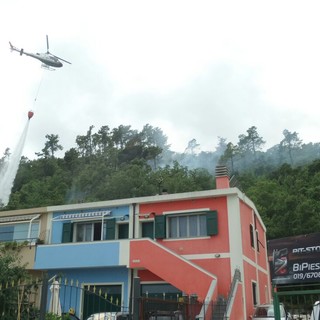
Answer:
[267, 233, 320, 284]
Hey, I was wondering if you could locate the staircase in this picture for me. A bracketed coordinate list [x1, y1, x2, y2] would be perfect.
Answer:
[129, 238, 218, 303]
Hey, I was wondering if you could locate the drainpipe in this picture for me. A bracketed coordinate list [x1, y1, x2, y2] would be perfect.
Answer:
[132, 203, 136, 239]
[39, 273, 49, 320]
[28, 214, 40, 241]
[129, 203, 137, 319]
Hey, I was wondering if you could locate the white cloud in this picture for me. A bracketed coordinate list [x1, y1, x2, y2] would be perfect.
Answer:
[0, 0, 319, 159]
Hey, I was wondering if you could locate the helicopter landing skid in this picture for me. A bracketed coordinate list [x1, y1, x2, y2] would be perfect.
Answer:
[41, 63, 55, 71]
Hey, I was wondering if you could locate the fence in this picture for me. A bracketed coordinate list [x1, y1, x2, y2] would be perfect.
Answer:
[0, 277, 126, 320]
[141, 297, 227, 320]
[273, 284, 320, 320]
[0, 278, 228, 320]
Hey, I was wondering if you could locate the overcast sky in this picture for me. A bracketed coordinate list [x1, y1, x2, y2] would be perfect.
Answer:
[1, 1, 319, 160]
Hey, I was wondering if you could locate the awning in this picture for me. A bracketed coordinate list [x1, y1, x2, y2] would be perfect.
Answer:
[0, 214, 40, 224]
[52, 210, 112, 221]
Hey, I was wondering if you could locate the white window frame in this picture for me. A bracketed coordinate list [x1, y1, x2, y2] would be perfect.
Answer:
[167, 213, 207, 239]
[0, 215, 40, 242]
[73, 220, 104, 242]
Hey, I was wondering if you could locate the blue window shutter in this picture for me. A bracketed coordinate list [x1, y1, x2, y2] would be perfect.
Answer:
[207, 210, 218, 236]
[106, 218, 116, 240]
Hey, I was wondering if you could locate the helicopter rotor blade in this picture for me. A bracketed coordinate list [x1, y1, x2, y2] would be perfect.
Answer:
[46, 35, 49, 53]
[52, 53, 72, 64]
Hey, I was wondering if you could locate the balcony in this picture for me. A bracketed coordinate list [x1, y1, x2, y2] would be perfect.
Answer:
[34, 239, 130, 270]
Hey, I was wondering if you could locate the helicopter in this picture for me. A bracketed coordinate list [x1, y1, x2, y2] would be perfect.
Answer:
[9, 35, 71, 69]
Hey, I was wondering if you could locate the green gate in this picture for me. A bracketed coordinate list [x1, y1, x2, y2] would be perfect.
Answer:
[273, 284, 320, 320]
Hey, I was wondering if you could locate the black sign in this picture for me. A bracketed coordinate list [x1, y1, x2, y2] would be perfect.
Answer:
[267, 233, 320, 284]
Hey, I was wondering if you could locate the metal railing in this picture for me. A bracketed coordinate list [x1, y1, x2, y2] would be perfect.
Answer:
[0, 276, 126, 320]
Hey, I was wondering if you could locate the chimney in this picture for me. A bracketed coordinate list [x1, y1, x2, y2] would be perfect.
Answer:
[215, 165, 230, 189]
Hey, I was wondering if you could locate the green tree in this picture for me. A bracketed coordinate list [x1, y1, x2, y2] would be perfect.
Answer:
[92, 125, 113, 155]
[219, 142, 238, 172]
[0, 242, 31, 319]
[111, 125, 136, 150]
[141, 124, 168, 169]
[244, 160, 320, 239]
[93, 159, 155, 200]
[36, 134, 63, 158]
[238, 126, 265, 159]
[141, 124, 169, 150]
[280, 129, 302, 165]
[76, 125, 95, 158]
[153, 161, 214, 194]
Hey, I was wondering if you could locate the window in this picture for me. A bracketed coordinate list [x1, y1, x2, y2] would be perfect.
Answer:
[142, 221, 154, 239]
[141, 283, 182, 300]
[0, 222, 39, 242]
[0, 225, 14, 242]
[250, 224, 255, 248]
[118, 223, 129, 239]
[256, 230, 260, 252]
[74, 222, 102, 242]
[155, 211, 218, 239]
[168, 214, 207, 238]
[62, 218, 117, 243]
[250, 223, 261, 252]
[252, 282, 258, 306]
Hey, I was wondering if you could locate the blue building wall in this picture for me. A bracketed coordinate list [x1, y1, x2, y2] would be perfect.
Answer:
[47, 266, 130, 316]
[34, 241, 122, 269]
[37, 205, 132, 317]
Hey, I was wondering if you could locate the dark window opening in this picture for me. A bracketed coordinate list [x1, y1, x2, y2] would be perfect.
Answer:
[118, 223, 129, 239]
[256, 230, 260, 252]
[142, 222, 154, 239]
[93, 222, 102, 241]
[250, 224, 255, 248]
[252, 282, 258, 306]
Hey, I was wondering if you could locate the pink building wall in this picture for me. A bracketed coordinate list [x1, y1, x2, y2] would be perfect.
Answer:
[131, 179, 270, 318]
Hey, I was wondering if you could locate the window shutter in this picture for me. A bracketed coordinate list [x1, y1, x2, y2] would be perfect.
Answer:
[62, 222, 73, 243]
[207, 210, 218, 236]
[106, 218, 116, 240]
[155, 215, 166, 239]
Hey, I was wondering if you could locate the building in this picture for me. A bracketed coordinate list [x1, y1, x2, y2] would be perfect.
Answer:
[0, 166, 270, 319]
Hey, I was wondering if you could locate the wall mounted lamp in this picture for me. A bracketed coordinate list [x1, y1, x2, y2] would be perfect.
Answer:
[139, 212, 156, 219]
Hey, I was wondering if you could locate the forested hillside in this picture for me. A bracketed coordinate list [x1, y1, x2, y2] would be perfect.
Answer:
[0, 124, 319, 239]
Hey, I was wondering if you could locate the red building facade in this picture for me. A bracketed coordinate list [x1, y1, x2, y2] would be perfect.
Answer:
[129, 167, 271, 319]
